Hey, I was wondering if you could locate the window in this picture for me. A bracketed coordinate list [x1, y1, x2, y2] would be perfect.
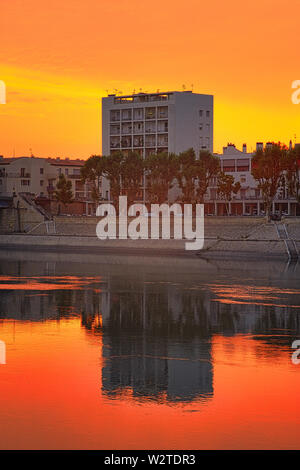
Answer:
[223, 159, 235, 172]
[206, 110, 210, 118]
[199, 124, 203, 131]
[65, 168, 69, 176]
[237, 159, 249, 172]
[40, 180, 44, 186]
[199, 110, 203, 117]
[40, 168, 44, 175]
[21, 180, 30, 186]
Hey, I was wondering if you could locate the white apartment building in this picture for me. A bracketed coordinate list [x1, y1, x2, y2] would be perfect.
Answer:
[102, 90, 214, 157]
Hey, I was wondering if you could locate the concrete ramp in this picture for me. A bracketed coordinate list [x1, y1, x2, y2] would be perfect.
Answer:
[275, 222, 299, 260]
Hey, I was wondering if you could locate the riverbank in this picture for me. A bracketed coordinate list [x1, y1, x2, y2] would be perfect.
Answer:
[1, 217, 300, 260]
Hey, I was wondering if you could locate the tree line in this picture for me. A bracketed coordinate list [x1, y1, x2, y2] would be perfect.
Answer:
[54, 143, 300, 219]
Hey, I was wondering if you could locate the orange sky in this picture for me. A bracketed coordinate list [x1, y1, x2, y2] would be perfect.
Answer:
[0, 0, 299, 158]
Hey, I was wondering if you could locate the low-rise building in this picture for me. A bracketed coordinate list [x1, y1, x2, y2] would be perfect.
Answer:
[205, 142, 300, 216]
[0, 155, 97, 215]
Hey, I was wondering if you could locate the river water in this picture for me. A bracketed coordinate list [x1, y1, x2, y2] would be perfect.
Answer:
[0, 251, 299, 449]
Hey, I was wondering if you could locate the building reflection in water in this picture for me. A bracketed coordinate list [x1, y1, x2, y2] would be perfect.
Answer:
[0, 262, 300, 407]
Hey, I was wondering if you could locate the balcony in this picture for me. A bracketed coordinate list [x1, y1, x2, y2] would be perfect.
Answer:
[145, 121, 156, 133]
[145, 136, 156, 147]
[6, 172, 31, 178]
[110, 111, 120, 122]
[121, 123, 132, 134]
[157, 106, 168, 119]
[121, 109, 132, 121]
[133, 136, 144, 148]
[133, 109, 144, 120]
[110, 125, 120, 135]
[121, 137, 132, 148]
[157, 121, 168, 133]
[157, 136, 168, 146]
[133, 122, 144, 134]
[145, 108, 156, 120]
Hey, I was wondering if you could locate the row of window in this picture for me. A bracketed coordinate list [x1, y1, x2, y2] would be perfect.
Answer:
[110, 121, 168, 135]
[110, 135, 168, 148]
[57, 168, 81, 176]
[199, 110, 211, 118]
[110, 106, 168, 122]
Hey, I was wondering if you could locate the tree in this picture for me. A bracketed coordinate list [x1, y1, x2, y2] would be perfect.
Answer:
[54, 174, 73, 213]
[102, 152, 123, 209]
[120, 151, 144, 206]
[286, 145, 300, 205]
[145, 152, 179, 204]
[195, 150, 221, 203]
[176, 148, 197, 203]
[217, 172, 241, 215]
[251, 142, 288, 221]
[81, 155, 106, 204]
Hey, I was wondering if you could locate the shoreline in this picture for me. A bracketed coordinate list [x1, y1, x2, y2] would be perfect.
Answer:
[0, 233, 295, 260]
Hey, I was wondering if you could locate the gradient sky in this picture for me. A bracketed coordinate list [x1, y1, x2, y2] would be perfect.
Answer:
[0, 0, 299, 158]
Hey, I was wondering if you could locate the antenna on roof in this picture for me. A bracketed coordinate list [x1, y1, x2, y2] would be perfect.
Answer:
[182, 84, 186, 91]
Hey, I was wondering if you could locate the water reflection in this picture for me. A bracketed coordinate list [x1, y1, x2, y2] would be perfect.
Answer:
[0, 256, 300, 408]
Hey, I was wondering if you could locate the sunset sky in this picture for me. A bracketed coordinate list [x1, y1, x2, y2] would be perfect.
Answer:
[0, 0, 299, 159]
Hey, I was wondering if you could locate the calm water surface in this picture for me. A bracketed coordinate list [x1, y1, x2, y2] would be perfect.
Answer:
[0, 251, 300, 449]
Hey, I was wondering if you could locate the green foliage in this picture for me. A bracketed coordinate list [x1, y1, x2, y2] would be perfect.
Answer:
[195, 150, 221, 203]
[251, 142, 288, 219]
[54, 174, 73, 206]
[81, 155, 106, 203]
[286, 146, 300, 204]
[217, 172, 241, 214]
[145, 152, 179, 204]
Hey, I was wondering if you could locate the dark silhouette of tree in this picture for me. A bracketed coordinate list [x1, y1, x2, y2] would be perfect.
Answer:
[54, 174, 73, 212]
[145, 152, 179, 204]
[120, 151, 144, 206]
[195, 150, 221, 203]
[176, 148, 197, 203]
[81, 155, 106, 204]
[102, 152, 123, 209]
[286, 145, 300, 205]
[217, 172, 241, 215]
[251, 142, 288, 221]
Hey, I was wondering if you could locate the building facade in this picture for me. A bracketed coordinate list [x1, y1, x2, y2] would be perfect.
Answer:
[0, 156, 96, 215]
[205, 143, 300, 216]
[102, 90, 214, 157]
